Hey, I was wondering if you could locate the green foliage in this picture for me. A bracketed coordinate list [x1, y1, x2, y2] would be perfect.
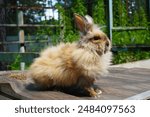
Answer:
[10, 0, 149, 67]
[113, 0, 128, 26]
[93, 0, 105, 26]
[113, 30, 150, 46]
[110, 0, 150, 64]
[133, 11, 140, 26]
[113, 0, 122, 26]
[71, 0, 87, 15]
[138, 7, 148, 26]
[9, 55, 21, 70]
[113, 51, 150, 64]
[43, 0, 150, 65]
[56, 4, 74, 43]
[113, 1, 150, 46]
[55, 0, 87, 43]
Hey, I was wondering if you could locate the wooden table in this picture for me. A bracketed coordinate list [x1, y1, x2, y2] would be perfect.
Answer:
[0, 67, 150, 100]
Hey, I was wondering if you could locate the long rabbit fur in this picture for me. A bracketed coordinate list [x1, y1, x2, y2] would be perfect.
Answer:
[29, 14, 112, 97]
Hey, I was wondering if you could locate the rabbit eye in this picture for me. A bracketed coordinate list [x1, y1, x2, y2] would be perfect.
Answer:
[93, 36, 100, 40]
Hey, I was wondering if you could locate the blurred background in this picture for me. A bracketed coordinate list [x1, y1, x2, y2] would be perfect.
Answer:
[0, 0, 149, 70]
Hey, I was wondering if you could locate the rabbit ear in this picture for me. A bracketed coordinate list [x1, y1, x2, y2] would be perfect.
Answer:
[84, 15, 93, 28]
[74, 13, 93, 35]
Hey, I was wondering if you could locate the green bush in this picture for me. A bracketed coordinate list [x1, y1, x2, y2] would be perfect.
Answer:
[113, 51, 150, 64]
[112, 0, 150, 64]
[113, 30, 150, 46]
[10, 0, 150, 70]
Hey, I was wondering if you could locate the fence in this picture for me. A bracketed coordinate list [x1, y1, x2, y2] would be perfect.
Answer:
[109, 0, 150, 52]
[0, 0, 150, 70]
[0, 0, 62, 70]
[108, 0, 150, 39]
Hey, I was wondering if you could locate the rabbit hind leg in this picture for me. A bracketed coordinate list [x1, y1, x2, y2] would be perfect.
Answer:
[77, 77, 102, 97]
[33, 75, 54, 89]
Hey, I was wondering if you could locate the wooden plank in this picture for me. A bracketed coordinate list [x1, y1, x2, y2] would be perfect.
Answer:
[0, 52, 39, 63]
[18, 11, 24, 25]
[0, 94, 11, 100]
[19, 30, 25, 44]
[0, 67, 150, 100]
[96, 67, 150, 99]
[0, 91, 19, 100]
[0, 24, 63, 28]
[125, 90, 150, 100]
[112, 45, 150, 52]
[0, 72, 83, 100]
[112, 27, 148, 31]
[6, 35, 49, 41]
[1, 6, 56, 10]
[0, 40, 49, 44]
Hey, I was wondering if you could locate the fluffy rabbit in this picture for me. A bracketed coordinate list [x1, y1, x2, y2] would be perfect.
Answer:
[29, 14, 112, 97]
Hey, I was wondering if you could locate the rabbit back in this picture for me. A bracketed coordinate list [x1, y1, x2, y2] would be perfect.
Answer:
[30, 43, 81, 87]
[30, 42, 112, 88]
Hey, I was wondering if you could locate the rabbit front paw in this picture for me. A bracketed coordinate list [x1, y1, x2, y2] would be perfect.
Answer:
[94, 88, 102, 98]
[85, 87, 102, 98]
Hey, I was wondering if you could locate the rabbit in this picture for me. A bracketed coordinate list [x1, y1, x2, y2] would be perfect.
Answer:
[29, 13, 112, 97]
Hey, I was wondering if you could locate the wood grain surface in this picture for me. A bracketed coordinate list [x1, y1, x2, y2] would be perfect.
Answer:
[0, 67, 150, 100]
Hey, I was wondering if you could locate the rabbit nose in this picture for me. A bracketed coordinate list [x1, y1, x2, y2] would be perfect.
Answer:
[104, 40, 110, 53]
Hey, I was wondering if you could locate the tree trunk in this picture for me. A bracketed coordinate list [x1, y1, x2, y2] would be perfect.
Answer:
[146, 0, 150, 23]
[0, 0, 6, 52]
[87, 0, 93, 16]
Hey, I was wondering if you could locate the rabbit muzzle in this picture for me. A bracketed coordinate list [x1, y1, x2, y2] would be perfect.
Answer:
[93, 38, 111, 55]
[104, 39, 111, 54]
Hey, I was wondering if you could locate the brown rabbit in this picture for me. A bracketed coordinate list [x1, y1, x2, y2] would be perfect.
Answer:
[29, 14, 112, 97]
